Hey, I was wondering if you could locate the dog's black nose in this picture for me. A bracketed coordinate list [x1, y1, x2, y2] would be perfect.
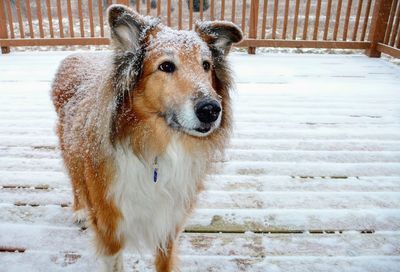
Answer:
[195, 100, 221, 123]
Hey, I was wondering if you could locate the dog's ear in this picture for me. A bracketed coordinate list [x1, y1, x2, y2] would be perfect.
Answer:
[108, 4, 147, 51]
[195, 21, 243, 55]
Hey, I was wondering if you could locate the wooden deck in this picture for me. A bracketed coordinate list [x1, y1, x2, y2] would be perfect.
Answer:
[0, 52, 399, 271]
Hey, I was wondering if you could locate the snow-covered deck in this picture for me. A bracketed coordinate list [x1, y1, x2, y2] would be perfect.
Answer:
[0, 52, 399, 271]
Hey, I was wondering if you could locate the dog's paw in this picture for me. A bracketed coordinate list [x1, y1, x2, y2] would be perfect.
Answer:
[73, 209, 89, 229]
[101, 253, 124, 272]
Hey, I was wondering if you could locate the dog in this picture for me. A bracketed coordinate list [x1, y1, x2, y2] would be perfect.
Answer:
[51, 4, 242, 271]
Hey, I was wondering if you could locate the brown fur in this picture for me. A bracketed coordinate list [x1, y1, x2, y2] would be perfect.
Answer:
[51, 4, 242, 271]
[155, 238, 177, 271]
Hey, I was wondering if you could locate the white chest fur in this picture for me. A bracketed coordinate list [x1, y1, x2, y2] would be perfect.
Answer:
[110, 138, 205, 252]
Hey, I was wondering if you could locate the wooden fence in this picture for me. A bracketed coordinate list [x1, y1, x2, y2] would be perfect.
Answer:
[0, 0, 399, 58]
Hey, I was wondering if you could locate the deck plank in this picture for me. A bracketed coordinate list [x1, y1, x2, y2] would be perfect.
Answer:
[2, 204, 400, 232]
[1, 223, 399, 256]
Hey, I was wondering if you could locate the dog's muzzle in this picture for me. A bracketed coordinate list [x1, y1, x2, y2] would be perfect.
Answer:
[164, 98, 222, 137]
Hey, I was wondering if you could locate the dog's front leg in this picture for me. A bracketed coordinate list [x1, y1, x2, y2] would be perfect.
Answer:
[100, 252, 124, 272]
[155, 238, 178, 272]
[83, 161, 125, 272]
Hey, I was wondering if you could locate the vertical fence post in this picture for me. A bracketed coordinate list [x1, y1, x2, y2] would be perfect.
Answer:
[365, 0, 393, 57]
[117, 0, 129, 6]
[248, 0, 259, 54]
[0, 0, 10, 54]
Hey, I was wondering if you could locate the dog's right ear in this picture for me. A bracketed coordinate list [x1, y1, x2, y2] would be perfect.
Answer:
[108, 4, 147, 51]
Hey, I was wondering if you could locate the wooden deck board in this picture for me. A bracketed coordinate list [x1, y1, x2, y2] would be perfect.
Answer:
[1, 224, 399, 256]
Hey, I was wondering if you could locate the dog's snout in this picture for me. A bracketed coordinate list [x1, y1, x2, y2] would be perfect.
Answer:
[195, 100, 221, 123]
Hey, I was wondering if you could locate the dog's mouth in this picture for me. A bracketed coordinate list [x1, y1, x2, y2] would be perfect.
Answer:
[166, 113, 216, 137]
[194, 123, 212, 133]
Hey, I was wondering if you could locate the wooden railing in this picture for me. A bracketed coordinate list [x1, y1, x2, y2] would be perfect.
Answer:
[367, 0, 400, 58]
[0, 0, 399, 58]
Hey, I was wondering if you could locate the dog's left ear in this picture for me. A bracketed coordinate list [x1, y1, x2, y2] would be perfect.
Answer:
[195, 21, 243, 55]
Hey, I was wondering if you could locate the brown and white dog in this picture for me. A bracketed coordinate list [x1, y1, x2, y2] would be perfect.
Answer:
[51, 4, 242, 272]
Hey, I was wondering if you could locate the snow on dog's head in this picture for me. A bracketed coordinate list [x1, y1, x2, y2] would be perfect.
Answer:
[108, 4, 242, 152]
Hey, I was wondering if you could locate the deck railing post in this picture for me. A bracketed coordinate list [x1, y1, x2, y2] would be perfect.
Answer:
[116, 0, 129, 6]
[0, 0, 10, 54]
[248, 0, 259, 54]
[365, 0, 394, 57]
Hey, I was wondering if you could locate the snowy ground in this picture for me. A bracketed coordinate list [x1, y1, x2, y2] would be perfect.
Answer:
[0, 52, 399, 271]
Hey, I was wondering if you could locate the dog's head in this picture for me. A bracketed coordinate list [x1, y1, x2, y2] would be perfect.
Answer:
[108, 5, 242, 138]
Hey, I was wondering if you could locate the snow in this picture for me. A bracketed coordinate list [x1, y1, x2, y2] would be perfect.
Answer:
[0, 51, 400, 271]
[147, 24, 211, 56]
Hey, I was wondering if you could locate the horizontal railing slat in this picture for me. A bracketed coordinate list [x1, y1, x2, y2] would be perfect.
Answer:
[0, 38, 372, 50]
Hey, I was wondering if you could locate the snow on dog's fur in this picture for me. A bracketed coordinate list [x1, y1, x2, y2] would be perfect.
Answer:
[51, 4, 242, 272]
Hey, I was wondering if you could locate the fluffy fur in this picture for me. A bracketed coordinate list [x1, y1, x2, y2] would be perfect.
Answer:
[51, 4, 242, 272]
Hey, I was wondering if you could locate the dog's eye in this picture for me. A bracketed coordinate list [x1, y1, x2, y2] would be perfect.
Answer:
[203, 61, 211, 72]
[159, 61, 176, 73]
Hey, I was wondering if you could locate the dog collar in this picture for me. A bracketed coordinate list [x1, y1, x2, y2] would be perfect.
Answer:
[153, 156, 159, 183]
